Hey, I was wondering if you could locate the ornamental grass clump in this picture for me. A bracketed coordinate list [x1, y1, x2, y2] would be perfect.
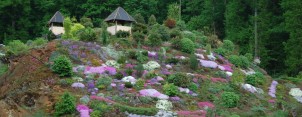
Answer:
[51, 55, 73, 77]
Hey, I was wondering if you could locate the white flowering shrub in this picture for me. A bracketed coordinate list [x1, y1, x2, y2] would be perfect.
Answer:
[156, 100, 173, 111]
[122, 76, 137, 85]
[72, 76, 83, 82]
[143, 61, 160, 71]
[289, 88, 302, 104]
[106, 60, 120, 68]
[289, 88, 302, 97]
[101, 45, 123, 60]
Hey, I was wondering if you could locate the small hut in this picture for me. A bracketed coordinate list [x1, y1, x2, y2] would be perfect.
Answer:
[48, 11, 65, 35]
[104, 7, 136, 35]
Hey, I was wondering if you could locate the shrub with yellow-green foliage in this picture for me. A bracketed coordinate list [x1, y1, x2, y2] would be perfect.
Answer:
[231, 69, 245, 85]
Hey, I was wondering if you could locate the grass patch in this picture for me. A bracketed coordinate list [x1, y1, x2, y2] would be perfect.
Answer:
[0, 63, 8, 76]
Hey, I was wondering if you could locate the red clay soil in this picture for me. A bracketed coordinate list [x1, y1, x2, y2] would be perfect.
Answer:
[0, 40, 67, 116]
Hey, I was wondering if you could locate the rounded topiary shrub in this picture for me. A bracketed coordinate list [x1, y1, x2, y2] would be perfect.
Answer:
[168, 72, 191, 87]
[180, 38, 195, 54]
[163, 83, 179, 96]
[221, 91, 240, 108]
[222, 40, 235, 52]
[51, 55, 73, 77]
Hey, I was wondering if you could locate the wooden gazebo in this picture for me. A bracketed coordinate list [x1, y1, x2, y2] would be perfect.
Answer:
[48, 11, 65, 35]
[104, 7, 136, 35]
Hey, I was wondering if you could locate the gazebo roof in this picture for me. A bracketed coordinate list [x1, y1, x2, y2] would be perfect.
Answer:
[48, 11, 64, 24]
[104, 7, 136, 22]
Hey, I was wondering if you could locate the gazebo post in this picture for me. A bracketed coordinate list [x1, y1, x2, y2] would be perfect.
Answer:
[130, 22, 133, 35]
[115, 21, 117, 34]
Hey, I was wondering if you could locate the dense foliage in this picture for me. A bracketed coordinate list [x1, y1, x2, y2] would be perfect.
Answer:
[167, 72, 191, 87]
[54, 92, 76, 116]
[51, 55, 73, 77]
[221, 92, 240, 108]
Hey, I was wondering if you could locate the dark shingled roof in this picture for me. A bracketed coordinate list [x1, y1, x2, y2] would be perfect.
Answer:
[104, 7, 135, 22]
[48, 11, 64, 24]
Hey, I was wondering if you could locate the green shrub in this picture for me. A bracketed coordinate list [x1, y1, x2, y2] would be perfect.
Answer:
[171, 39, 182, 50]
[229, 55, 250, 68]
[183, 31, 196, 42]
[163, 83, 179, 96]
[115, 72, 124, 80]
[145, 72, 157, 79]
[80, 17, 93, 28]
[101, 22, 109, 45]
[78, 28, 97, 41]
[222, 40, 235, 52]
[0, 62, 8, 76]
[31, 38, 48, 48]
[117, 55, 126, 64]
[51, 55, 72, 77]
[71, 23, 85, 40]
[231, 69, 245, 85]
[245, 72, 265, 86]
[157, 25, 170, 41]
[134, 13, 145, 24]
[135, 79, 145, 90]
[180, 38, 195, 53]
[170, 28, 183, 39]
[148, 15, 157, 26]
[148, 32, 162, 47]
[244, 53, 253, 62]
[132, 23, 148, 34]
[206, 44, 211, 55]
[127, 50, 137, 59]
[90, 110, 101, 117]
[176, 20, 187, 31]
[214, 47, 227, 56]
[135, 63, 144, 77]
[221, 92, 240, 108]
[125, 82, 133, 88]
[214, 71, 227, 79]
[125, 69, 133, 76]
[89, 100, 111, 116]
[189, 54, 198, 70]
[114, 104, 158, 116]
[96, 76, 112, 87]
[188, 83, 198, 92]
[62, 17, 72, 39]
[54, 92, 76, 116]
[59, 78, 74, 87]
[166, 57, 179, 64]
[133, 31, 145, 44]
[136, 51, 148, 63]
[116, 30, 130, 38]
[168, 72, 191, 87]
[6, 40, 29, 56]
